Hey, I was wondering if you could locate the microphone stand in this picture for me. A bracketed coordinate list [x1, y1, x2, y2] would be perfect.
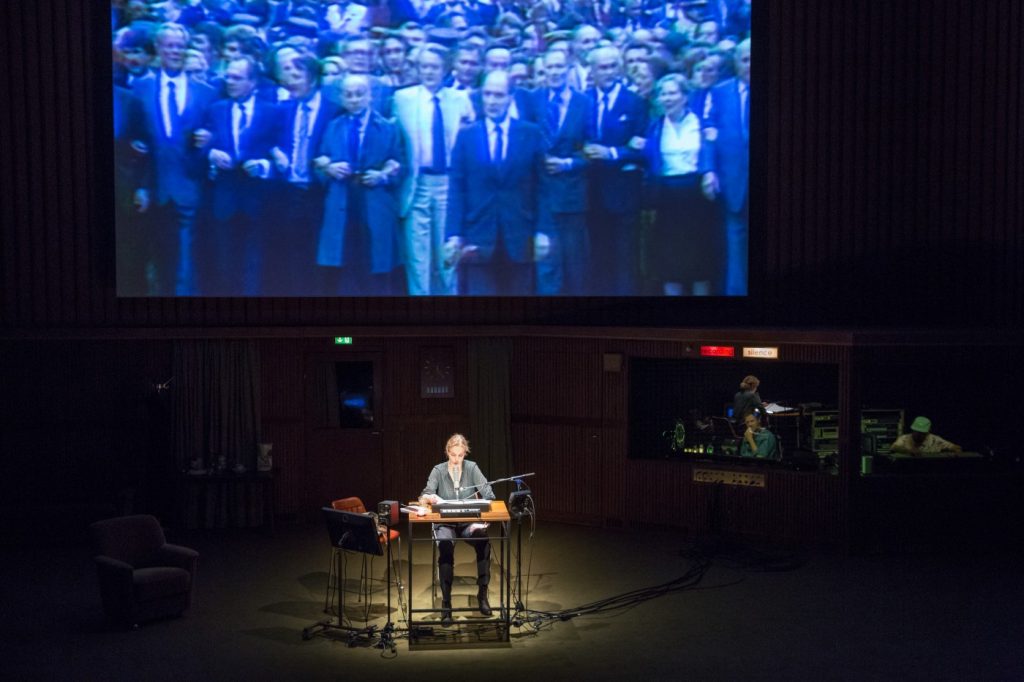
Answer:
[456, 473, 535, 628]
[457, 472, 535, 497]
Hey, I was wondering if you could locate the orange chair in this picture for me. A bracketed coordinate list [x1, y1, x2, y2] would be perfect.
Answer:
[323, 497, 403, 620]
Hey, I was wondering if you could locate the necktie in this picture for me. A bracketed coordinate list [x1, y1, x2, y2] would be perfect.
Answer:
[548, 90, 561, 133]
[236, 101, 248, 157]
[431, 95, 446, 172]
[598, 90, 611, 140]
[294, 102, 311, 181]
[348, 113, 361, 168]
[493, 123, 503, 164]
[165, 80, 179, 138]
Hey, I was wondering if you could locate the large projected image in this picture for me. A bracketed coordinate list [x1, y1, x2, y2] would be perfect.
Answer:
[112, 0, 751, 297]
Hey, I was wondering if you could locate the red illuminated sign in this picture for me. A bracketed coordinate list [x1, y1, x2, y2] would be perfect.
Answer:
[700, 345, 736, 357]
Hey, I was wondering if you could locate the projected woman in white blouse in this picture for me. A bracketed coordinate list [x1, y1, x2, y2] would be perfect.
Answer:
[641, 73, 722, 296]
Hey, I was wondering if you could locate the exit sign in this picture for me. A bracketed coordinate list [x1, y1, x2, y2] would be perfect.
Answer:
[333, 336, 353, 345]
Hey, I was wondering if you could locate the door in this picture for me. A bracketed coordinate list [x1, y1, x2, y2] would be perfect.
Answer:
[304, 351, 384, 515]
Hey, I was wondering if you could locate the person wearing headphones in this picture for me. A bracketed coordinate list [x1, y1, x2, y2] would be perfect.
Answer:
[419, 433, 496, 626]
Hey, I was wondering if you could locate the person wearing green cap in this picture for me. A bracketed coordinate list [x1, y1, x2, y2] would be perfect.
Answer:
[890, 416, 962, 456]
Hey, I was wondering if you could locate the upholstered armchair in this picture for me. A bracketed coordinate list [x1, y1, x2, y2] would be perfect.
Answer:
[89, 515, 199, 627]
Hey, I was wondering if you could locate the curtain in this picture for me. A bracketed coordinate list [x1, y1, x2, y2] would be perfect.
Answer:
[468, 338, 513, 486]
[172, 340, 262, 472]
[171, 340, 263, 528]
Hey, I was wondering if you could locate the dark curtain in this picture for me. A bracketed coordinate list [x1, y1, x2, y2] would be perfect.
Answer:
[172, 340, 262, 470]
[171, 340, 263, 528]
[468, 338, 513, 485]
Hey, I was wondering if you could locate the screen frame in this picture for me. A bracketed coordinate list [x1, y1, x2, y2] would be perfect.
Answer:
[97, 2, 767, 326]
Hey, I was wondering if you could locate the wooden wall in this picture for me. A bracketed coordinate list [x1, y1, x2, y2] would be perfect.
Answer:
[1, 0, 1022, 330]
[1, 334, 847, 547]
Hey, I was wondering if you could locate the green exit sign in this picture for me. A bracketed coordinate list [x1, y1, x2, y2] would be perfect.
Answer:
[333, 336, 353, 345]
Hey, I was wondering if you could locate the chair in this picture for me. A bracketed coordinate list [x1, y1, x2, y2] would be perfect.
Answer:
[323, 497, 402, 619]
[89, 514, 199, 628]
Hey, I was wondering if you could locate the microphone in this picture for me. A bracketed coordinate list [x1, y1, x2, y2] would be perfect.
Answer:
[453, 464, 462, 498]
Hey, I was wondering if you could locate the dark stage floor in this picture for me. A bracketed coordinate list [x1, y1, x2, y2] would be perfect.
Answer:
[3, 521, 1021, 681]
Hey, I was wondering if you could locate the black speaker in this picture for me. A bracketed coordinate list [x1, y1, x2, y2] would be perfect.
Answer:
[508, 489, 532, 519]
[377, 500, 400, 526]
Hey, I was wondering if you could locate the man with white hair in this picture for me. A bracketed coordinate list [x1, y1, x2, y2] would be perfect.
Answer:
[315, 74, 404, 295]
[393, 44, 475, 294]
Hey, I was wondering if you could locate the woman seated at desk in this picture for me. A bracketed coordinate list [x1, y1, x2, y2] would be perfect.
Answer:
[418, 433, 496, 626]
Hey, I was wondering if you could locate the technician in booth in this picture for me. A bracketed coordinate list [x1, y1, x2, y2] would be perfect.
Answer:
[733, 374, 764, 423]
[419, 433, 496, 627]
[889, 416, 962, 456]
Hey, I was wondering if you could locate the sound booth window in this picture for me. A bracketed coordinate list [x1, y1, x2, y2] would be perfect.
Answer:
[628, 357, 838, 463]
[111, 3, 753, 297]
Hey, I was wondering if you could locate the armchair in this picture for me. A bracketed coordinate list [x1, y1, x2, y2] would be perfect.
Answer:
[89, 514, 199, 627]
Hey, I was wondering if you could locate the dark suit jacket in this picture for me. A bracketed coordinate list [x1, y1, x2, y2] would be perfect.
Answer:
[316, 111, 404, 273]
[202, 97, 282, 220]
[114, 86, 152, 194]
[131, 74, 218, 208]
[531, 87, 592, 215]
[446, 118, 546, 263]
[707, 77, 749, 213]
[585, 83, 649, 213]
[274, 94, 342, 182]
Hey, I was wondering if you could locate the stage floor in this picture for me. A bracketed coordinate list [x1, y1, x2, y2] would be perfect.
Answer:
[4, 520, 1022, 680]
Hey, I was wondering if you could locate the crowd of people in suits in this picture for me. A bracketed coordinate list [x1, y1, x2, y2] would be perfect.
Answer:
[112, 0, 751, 296]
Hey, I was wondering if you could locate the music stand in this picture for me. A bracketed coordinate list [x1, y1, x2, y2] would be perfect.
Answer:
[302, 508, 386, 644]
[324, 507, 384, 557]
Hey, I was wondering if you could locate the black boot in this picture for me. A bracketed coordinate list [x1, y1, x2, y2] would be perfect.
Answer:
[439, 562, 454, 626]
[476, 555, 492, 616]
[477, 589, 492, 617]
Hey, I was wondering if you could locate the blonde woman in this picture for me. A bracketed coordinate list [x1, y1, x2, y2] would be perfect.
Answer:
[419, 434, 495, 626]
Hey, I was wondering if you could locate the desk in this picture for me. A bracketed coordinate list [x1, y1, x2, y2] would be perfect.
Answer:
[406, 501, 511, 642]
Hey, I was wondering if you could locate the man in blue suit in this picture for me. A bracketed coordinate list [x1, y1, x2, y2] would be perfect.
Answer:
[532, 48, 593, 295]
[195, 56, 282, 295]
[704, 38, 750, 295]
[264, 52, 342, 295]
[584, 45, 649, 295]
[315, 75, 404, 296]
[446, 71, 546, 296]
[130, 22, 217, 295]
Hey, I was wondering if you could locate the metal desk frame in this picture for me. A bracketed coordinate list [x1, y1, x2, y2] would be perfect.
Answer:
[405, 500, 511, 642]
